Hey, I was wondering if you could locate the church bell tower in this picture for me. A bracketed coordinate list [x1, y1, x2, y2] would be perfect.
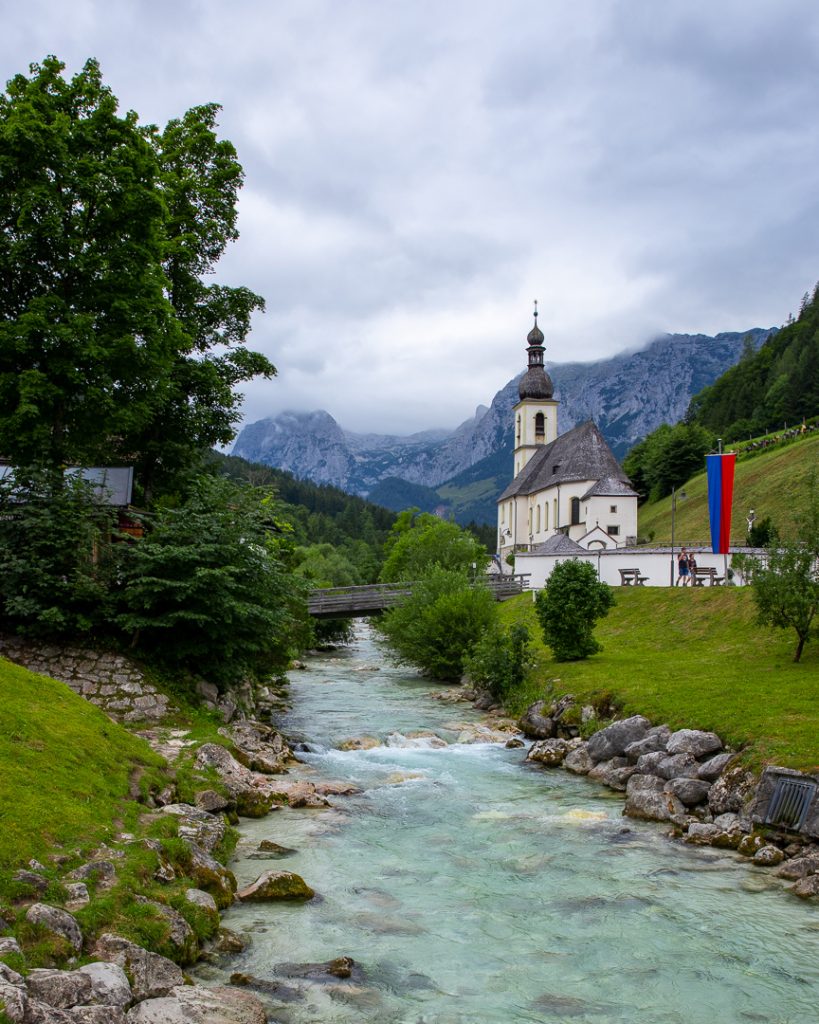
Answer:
[512, 302, 558, 477]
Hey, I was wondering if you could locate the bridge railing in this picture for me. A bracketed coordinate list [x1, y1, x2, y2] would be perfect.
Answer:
[307, 574, 530, 617]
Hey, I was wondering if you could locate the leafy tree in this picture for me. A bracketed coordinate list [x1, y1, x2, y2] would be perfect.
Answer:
[115, 476, 305, 686]
[535, 560, 614, 661]
[622, 422, 714, 503]
[376, 567, 497, 679]
[0, 58, 274, 496]
[0, 467, 116, 637]
[0, 56, 178, 470]
[294, 543, 361, 587]
[464, 623, 532, 701]
[734, 478, 819, 662]
[379, 510, 488, 583]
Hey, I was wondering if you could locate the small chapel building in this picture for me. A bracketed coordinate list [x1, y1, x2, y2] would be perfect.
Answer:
[497, 309, 638, 562]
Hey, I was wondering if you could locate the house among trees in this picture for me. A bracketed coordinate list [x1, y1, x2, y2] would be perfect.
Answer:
[497, 308, 638, 560]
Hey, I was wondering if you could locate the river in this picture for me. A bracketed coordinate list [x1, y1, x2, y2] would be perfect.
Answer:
[200, 625, 819, 1024]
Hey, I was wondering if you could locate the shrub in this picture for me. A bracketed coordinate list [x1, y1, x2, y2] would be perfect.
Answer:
[535, 560, 614, 661]
[376, 567, 497, 679]
[463, 623, 532, 701]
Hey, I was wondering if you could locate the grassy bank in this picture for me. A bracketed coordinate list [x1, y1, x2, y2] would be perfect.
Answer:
[637, 432, 819, 543]
[0, 659, 165, 871]
[499, 588, 819, 771]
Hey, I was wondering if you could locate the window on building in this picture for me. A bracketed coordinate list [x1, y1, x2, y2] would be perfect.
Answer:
[536, 504, 541, 532]
[608, 525, 620, 536]
[516, 414, 521, 443]
[571, 497, 581, 525]
[535, 412, 545, 441]
[610, 504, 618, 513]
[544, 503, 548, 531]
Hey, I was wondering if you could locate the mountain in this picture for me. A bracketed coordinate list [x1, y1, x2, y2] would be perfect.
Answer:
[233, 328, 775, 523]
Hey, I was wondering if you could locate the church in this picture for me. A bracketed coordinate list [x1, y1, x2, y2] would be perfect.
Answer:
[497, 309, 638, 561]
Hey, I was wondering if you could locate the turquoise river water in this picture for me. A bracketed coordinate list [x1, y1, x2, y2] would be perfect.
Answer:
[202, 626, 819, 1024]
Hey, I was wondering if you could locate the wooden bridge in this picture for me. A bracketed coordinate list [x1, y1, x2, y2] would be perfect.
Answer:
[307, 574, 531, 618]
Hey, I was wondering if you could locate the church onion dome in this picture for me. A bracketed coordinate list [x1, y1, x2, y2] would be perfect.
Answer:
[527, 321, 544, 345]
[518, 366, 554, 400]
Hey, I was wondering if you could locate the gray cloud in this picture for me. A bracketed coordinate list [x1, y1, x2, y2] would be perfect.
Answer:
[4, 0, 819, 434]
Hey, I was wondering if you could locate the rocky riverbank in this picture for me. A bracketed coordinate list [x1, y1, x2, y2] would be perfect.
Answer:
[516, 694, 819, 898]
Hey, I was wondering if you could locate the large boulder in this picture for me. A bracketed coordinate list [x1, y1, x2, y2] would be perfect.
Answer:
[623, 726, 671, 762]
[666, 778, 711, 807]
[182, 841, 236, 908]
[624, 775, 686, 822]
[126, 984, 266, 1024]
[708, 764, 758, 816]
[25, 904, 83, 955]
[222, 721, 292, 775]
[76, 963, 132, 1008]
[91, 935, 184, 1002]
[25, 969, 92, 1009]
[193, 745, 274, 818]
[563, 745, 593, 775]
[586, 717, 651, 763]
[656, 753, 699, 780]
[588, 757, 636, 792]
[526, 739, 570, 767]
[697, 752, 735, 781]
[236, 870, 315, 902]
[518, 701, 554, 740]
[666, 729, 722, 759]
[160, 804, 228, 853]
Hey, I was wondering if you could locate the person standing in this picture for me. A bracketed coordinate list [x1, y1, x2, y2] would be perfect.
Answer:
[677, 547, 690, 586]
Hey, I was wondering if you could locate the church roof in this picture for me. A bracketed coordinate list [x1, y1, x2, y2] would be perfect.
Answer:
[527, 533, 587, 555]
[497, 420, 630, 502]
[580, 476, 639, 500]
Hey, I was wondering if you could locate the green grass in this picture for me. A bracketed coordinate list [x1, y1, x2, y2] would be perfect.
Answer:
[0, 658, 166, 871]
[637, 433, 819, 544]
[499, 588, 819, 771]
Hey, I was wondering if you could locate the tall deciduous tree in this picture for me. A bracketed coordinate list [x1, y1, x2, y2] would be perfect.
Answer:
[0, 57, 274, 493]
[379, 510, 488, 582]
[535, 559, 614, 661]
[0, 56, 178, 468]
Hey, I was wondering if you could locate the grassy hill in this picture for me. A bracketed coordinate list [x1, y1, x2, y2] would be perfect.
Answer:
[636, 432, 819, 544]
[499, 588, 819, 771]
[0, 659, 164, 872]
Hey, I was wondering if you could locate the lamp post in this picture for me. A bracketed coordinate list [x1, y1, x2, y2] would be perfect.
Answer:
[670, 486, 686, 586]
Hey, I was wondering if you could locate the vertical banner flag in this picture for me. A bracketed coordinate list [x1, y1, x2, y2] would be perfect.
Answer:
[706, 453, 737, 554]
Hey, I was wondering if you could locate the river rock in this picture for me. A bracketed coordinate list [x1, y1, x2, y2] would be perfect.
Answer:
[775, 852, 819, 880]
[194, 745, 273, 817]
[267, 779, 330, 808]
[25, 904, 83, 954]
[527, 739, 570, 766]
[126, 984, 267, 1024]
[588, 757, 635, 791]
[656, 753, 699, 780]
[666, 778, 712, 807]
[160, 804, 228, 853]
[25, 968, 93, 1008]
[624, 775, 685, 822]
[236, 870, 315, 901]
[13, 869, 49, 896]
[195, 789, 231, 813]
[635, 751, 667, 775]
[185, 888, 219, 915]
[563, 745, 593, 775]
[697, 752, 735, 781]
[337, 736, 381, 751]
[66, 860, 118, 891]
[223, 720, 292, 775]
[708, 764, 758, 816]
[685, 822, 720, 844]
[92, 934, 184, 1001]
[134, 899, 197, 964]
[753, 845, 785, 866]
[0, 983, 27, 1022]
[212, 929, 247, 954]
[314, 780, 360, 796]
[666, 729, 723, 759]
[180, 841, 236, 908]
[790, 875, 819, 899]
[505, 737, 525, 749]
[624, 726, 671, 762]
[586, 716, 651, 762]
[518, 701, 554, 740]
[76, 962, 132, 1007]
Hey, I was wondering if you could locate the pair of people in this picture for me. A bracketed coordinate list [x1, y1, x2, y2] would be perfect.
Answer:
[676, 547, 697, 586]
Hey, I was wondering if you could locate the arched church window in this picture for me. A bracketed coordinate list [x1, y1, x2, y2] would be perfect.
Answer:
[516, 414, 521, 443]
[536, 504, 541, 532]
[571, 497, 581, 526]
[535, 412, 545, 440]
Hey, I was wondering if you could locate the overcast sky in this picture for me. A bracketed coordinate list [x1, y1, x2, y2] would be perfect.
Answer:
[4, 1, 819, 435]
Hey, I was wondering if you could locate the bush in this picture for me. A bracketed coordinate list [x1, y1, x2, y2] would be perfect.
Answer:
[463, 623, 532, 701]
[376, 567, 497, 679]
[535, 560, 614, 661]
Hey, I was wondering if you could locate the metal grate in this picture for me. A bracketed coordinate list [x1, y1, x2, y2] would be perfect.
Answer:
[764, 777, 816, 831]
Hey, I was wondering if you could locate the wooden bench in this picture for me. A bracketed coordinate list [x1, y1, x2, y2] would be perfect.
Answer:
[692, 566, 724, 587]
[619, 568, 648, 586]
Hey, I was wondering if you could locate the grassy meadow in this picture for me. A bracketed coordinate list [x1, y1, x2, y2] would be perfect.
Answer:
[499, 587, 819, 772]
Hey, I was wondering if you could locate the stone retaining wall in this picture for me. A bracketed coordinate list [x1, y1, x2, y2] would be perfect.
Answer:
[0, 634, 173, 723]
